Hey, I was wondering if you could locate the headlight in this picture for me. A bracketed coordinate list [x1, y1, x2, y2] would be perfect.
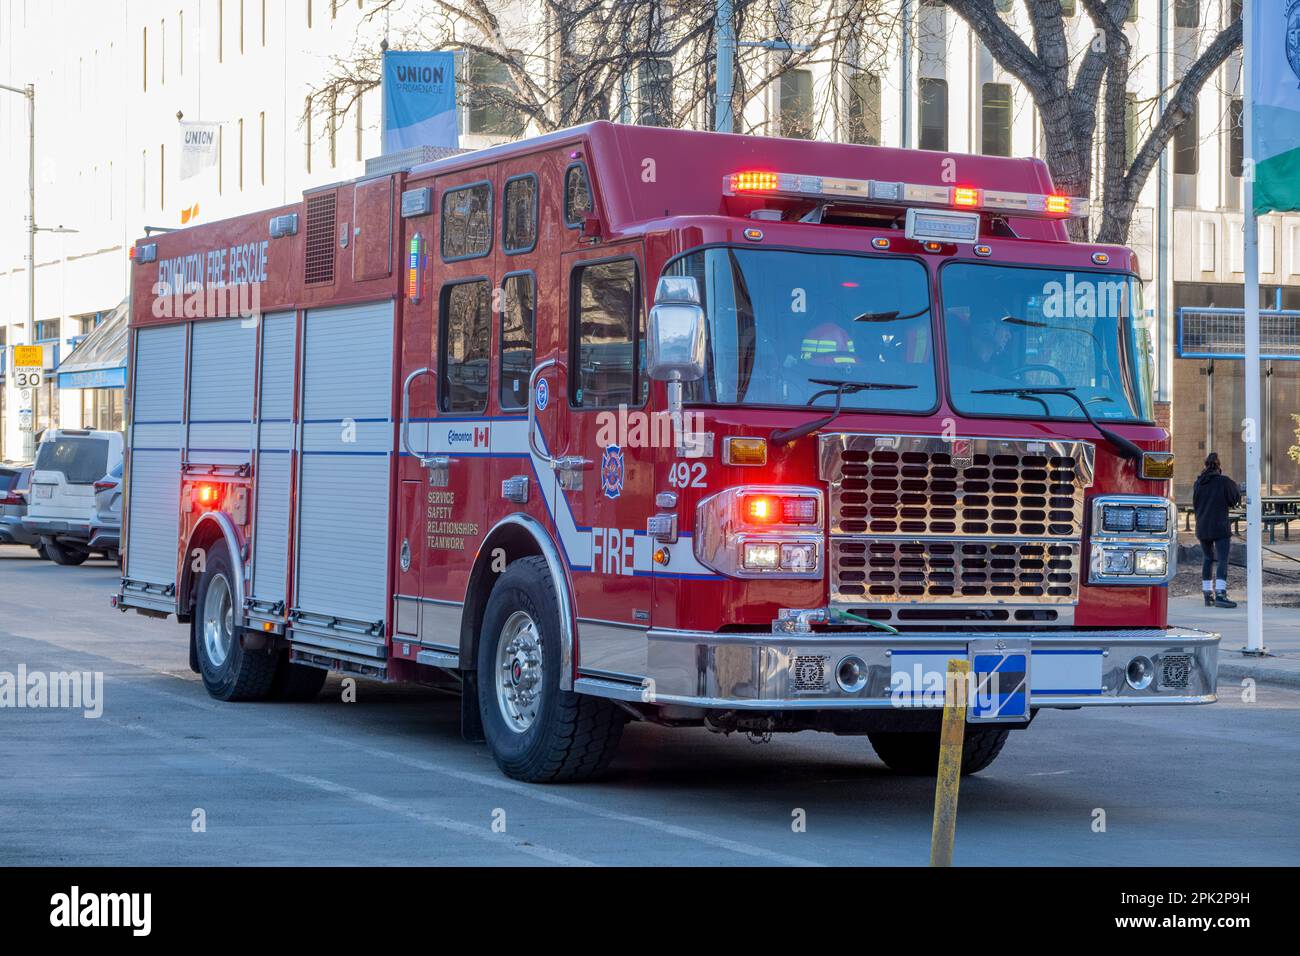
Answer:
[1102, 505, 1136, 532]
[1089, 495, 1175, 585]
[1135, 550, 1168, 575]
[695, 486, 824, 579]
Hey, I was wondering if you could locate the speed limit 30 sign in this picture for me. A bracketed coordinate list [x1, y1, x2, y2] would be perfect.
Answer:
[12, 345, 42, 389]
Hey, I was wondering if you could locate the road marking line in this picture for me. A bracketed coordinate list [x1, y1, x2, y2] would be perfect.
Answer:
[109, 717, 594, 867]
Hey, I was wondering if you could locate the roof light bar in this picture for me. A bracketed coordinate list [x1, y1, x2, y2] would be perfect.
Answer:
[723, 171, 1088, 219]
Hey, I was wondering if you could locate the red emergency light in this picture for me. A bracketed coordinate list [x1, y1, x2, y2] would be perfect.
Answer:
[192, 482, 223, 511]
[728, 171, 780, 193]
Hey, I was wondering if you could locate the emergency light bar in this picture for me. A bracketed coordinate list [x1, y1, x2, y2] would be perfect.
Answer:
[723, 170, 1087, 220]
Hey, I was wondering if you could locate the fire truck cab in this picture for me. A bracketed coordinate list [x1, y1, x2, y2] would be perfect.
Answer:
[117, 121, 1217, 782]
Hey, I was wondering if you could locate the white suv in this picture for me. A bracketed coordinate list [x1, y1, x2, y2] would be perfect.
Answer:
[24, 428, 125, 566]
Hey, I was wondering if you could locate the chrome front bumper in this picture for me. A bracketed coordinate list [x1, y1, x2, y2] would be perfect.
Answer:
[574, 627, 1219, 711]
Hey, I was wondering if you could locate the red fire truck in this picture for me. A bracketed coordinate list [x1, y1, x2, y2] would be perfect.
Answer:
[115, 121, 1216, 782]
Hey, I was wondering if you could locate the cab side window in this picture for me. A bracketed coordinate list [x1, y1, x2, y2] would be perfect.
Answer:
[503, 175, 538, 254]
[440, 280, 491, 412]
[564, 163, 592, 227]
[570, 259, 644, 409]
[441, 183, 492, 261]
[499, 273, 535, 409]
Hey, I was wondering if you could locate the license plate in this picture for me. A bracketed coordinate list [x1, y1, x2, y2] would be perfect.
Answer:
[968, 640, 1030, 723]
[33, 484, 53, 499]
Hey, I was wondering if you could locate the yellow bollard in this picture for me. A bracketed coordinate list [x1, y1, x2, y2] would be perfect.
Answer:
[929, 658, 970, 867]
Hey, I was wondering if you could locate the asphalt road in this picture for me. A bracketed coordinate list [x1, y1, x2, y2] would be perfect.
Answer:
[1, 542, 1296, 866]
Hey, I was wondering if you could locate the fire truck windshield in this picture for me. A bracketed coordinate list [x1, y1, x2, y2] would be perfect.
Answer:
[941, 262, 1155, 424]
[672, 247, 937, 412]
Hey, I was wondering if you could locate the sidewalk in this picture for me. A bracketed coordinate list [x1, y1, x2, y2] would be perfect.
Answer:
[1168, 594, 1300, 688]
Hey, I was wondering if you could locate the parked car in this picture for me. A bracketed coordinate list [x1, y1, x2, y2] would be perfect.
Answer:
[89, 461, 123, 562]
[0, 463, 42, 551]
[23, 428, 124, 565]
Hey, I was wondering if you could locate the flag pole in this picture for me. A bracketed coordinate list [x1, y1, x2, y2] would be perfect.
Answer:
[1242, 0, 1266, 655]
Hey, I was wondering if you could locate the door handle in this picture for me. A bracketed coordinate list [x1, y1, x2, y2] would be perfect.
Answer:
[528, 358, 562, 467]
[400, 367, 436, 467]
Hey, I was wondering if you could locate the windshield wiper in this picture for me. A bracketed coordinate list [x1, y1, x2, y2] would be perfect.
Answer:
[854, 305, 930, 323]
[772, 378, 917, 446]
[972, 386, 1143, 461]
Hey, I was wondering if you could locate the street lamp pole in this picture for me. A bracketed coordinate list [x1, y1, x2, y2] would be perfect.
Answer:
[0, 80, 35, 458]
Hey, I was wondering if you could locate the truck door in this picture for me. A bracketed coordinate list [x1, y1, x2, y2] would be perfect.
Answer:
[557, 243, 655, 683]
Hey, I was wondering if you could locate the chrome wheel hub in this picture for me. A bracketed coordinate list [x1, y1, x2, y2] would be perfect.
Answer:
[202, 574, 234, 668]
[496, 610, 543, 733]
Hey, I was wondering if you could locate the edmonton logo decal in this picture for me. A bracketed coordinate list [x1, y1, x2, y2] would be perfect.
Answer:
[600, 444, 625, 500]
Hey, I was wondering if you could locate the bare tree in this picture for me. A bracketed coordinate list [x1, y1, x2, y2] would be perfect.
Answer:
[309, 0, 901, 139]
[945, 0, 1242, 242]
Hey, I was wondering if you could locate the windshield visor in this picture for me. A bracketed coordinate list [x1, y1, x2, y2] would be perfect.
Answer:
[941, 263, 1155, 423]
[670, 247, 937, 412]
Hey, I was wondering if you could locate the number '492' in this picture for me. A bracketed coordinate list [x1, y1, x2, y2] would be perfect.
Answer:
[668, 462, 706, 489]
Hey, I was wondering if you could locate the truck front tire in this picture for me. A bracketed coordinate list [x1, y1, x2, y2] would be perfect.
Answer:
[868, 727, 1011, 776]
[477, 556, 624, 783]
[194, 548, 277, 701]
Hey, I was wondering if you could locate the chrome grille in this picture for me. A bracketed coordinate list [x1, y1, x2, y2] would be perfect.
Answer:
[819, 434, 1094, 539]
[831, 538, 1081, 604]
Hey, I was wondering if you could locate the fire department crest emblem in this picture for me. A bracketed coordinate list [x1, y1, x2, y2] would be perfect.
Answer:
[950, 438, 974, 470]
[600, 444, 625, 499]
[1289, 0, 1300, 85]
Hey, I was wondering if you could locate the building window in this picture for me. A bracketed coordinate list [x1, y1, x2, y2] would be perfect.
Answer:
[160, 20, 165, 85]
[240, 0, 245, 53]
[994, 0, 1013, 11]
[1174, 103, 1199, 175]
[503, 175, 538, 254]
[179, 10, 184, 74]
[218, 0, 224, 62]
[160, 143, 165, 209]
[981, 82, 1012, 156]
[919, 78, 949, 151]
[1127, 0, 1138, 22]
[262, 0, 267, 45]
[638, 59, 673, 127]
[238, 118, 244, 189]
[1060, 0, 1076, 15]
[35, 319, 59, 341]
[1125, 92, 1139, 166]
[439, 280, 491, 413]
[847, 71, 881, 146]
[307, 0, 313, 28]
[260, 111, 266, 184]
[500, 273, 535, 409]
[1174, 0, 1199, 27]
[355, 92, 364, 161]
[564, 163, 592, 227]
[570, 259, 644, 409]
[1229, 97, 1244, 178]
[441, 183, 492, 260]
[779, 68, 814, 139]
[465, 53, 526, 136]
[142, 27, 148, 91]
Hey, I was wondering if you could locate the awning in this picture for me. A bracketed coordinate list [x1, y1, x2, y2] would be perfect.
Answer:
[57, 298, 128, 389]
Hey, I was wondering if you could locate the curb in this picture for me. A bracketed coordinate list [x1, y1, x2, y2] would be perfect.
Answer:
[1217, 656, 1300, 689]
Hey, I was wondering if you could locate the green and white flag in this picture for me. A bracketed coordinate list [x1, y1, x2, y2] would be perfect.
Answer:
[1252, 0, 1300, 213]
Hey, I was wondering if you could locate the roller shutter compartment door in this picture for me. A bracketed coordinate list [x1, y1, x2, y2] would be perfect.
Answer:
[187, 318, 255, 466]
[250, 312, 296, 606]
[125, 324, 186, 587]
[294, 301, 394, 643]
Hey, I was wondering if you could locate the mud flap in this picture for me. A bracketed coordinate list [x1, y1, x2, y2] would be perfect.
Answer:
[460, 670, 485, 742]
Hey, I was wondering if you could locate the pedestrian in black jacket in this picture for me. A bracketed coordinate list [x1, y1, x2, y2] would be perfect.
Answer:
[1192, 452, 1241, 608]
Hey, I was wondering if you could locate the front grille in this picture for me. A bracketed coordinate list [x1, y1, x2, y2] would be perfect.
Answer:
[791, 655, 830, 692]
[820, 434, 1094, 539]
[831, 538, 1081, 604]
[1159, 653, 1193, 690]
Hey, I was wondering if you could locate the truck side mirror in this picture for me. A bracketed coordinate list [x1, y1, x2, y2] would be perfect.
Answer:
[647, 276, 706, 385]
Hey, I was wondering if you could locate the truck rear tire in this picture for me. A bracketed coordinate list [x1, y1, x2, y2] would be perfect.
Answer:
[43, 539, 88, 566]
[194, 548, 276, 702]
[477, 556, 624, 783]
[269, 653, 328, 701]
[868, 727, 1011, 776]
